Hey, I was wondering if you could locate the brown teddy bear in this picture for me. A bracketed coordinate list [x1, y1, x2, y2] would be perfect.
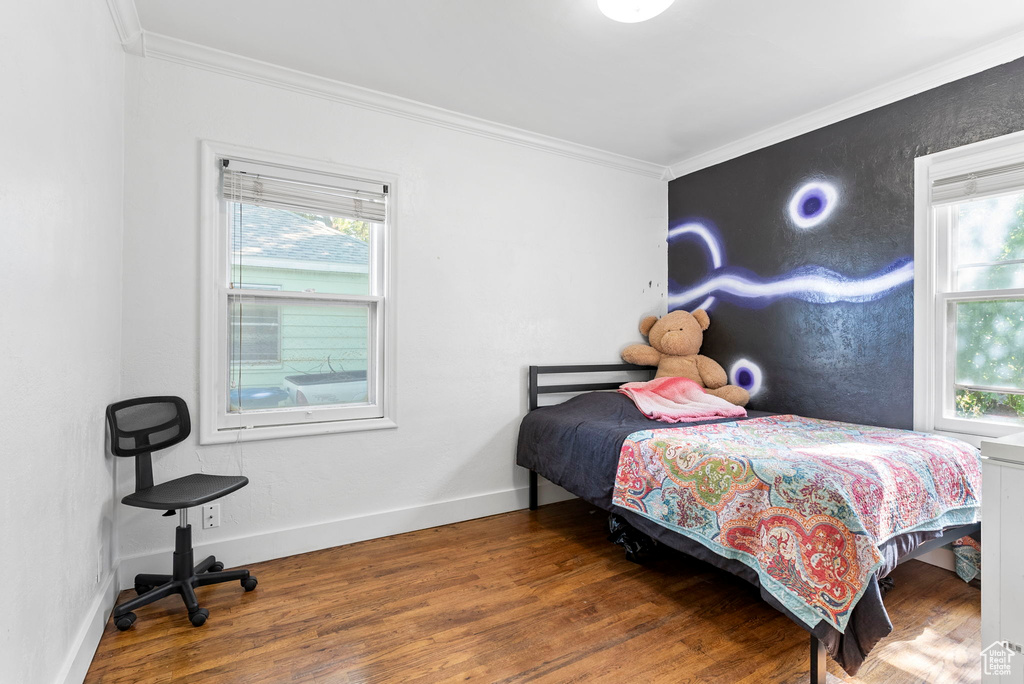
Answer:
[621, 309, 750, 407]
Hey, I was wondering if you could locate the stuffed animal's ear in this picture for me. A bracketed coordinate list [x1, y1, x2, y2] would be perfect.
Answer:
[639, 316, 659, 336]
[692, 309, 710, 331]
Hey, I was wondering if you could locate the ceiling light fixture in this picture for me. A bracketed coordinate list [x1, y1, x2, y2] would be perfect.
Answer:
[598, 0, 674, 23]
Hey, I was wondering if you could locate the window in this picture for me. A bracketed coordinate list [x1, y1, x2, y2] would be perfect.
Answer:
[199, 142, 396, 443]
[915, 132, 1024, 440]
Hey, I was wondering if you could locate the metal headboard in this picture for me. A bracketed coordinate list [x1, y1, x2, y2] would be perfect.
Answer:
[528, 363, 655, 411]
[525, 363, 653, 511]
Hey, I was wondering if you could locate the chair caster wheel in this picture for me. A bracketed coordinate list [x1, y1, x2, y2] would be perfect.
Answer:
[189, 608, 209, 627]
[115, 613, 137, 631]
[242, 577, 258, 592]
[209, 562, 224, 572]
[134, 583, 153, 595]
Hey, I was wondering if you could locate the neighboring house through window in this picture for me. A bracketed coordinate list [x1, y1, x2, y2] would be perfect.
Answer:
[915, 131, 1024, 440]
[200, 142, 396, 443]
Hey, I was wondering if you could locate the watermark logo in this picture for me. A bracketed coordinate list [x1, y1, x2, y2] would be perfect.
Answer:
[982, 641, 1019, 677]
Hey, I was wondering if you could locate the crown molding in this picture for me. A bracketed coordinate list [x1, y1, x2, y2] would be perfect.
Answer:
[668, 28, 1024, 180]
[105, 0, 144, 55]
[118, 30, 667, 179]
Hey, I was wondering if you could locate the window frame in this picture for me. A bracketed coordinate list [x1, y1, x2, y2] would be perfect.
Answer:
[199, 140, 397, 444]
[914, 130, 1024, 444]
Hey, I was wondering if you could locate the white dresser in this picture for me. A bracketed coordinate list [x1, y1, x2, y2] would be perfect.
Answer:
[982, 431, 1024, 683]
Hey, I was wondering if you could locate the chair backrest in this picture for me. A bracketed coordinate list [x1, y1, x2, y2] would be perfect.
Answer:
[106, 396, 191, 492]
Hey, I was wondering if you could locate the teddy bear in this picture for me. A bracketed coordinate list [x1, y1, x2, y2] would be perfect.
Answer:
[621, 309, 750, 407]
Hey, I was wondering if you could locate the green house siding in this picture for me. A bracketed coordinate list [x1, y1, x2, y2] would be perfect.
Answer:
[230, 264, 370, 394]
[234, 263, 369, 296]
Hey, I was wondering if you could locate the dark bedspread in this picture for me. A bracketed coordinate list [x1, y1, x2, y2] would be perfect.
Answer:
[515, 391, 954, 675]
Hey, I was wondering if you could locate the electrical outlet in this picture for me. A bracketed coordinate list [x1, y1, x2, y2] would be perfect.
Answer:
[203, 503, 221, 529]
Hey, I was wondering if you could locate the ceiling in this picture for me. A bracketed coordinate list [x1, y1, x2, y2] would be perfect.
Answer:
[133, 0, 1024, 169]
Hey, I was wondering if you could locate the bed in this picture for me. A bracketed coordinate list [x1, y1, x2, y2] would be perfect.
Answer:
[516, 363, 981, 684]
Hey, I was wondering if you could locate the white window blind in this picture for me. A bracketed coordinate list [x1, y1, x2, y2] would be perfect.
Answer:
[932, 161, 1024, 205]
[221, 161, 387, 223]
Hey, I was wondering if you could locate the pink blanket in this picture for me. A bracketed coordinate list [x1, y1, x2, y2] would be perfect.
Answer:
[618, 376, 747, 423]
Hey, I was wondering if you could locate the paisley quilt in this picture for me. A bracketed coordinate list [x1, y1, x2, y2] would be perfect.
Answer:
[612, 414, 980, 632]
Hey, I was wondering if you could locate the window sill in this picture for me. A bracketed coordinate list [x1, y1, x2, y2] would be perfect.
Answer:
[199, 416, 397, 444]
[926, 421, 1024, 449]
[928, 428, 984, 449]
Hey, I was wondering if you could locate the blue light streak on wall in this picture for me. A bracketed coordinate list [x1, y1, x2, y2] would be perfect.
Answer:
[667, 221, 723, 310]
[668, 219, 913, 311]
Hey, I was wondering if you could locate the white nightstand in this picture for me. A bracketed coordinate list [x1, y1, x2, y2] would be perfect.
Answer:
[981, 431, 1024, 683]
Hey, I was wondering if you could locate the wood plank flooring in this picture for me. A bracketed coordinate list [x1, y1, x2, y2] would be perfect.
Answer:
[85, 499, 980, 683]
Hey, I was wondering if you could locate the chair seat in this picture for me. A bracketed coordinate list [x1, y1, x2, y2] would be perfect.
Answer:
[122, 473, 249, 510]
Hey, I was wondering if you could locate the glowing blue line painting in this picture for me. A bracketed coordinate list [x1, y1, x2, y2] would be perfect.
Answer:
[667, 222, 723, 310]
[669, 257, 914, 309]
[668, 181, 913, 311]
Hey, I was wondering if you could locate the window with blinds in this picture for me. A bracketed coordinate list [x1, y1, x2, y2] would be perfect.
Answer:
[917, 135, 1024, 438]
[199, 143, 395, 443]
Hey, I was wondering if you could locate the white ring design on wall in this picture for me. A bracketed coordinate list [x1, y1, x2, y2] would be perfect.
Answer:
[729, 358, 763, 397]
[788, 181, 838, 229]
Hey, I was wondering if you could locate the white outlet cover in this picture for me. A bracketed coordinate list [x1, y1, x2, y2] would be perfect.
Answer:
[203, 504, 221, 529]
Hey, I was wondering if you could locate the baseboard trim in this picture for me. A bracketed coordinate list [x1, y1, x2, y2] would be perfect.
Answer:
[118, 481, 575, 590]
[56, 568, 119, 684]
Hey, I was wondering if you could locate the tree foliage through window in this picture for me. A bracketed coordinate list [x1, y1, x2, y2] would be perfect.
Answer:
[300, 214, 371, 243]
[954, 192, 1024, 422]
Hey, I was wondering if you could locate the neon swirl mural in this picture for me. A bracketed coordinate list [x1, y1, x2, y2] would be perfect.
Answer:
[788, 181, 838, 229]
[729, 358, 763, 397]
[671, 180, 915, 403]
[668, 220, 913, 310]
[667, 222, 723, 311]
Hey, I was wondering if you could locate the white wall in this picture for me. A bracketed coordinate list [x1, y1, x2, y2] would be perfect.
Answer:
[118, 55, 666, 579]
[0, 2, 124, 683]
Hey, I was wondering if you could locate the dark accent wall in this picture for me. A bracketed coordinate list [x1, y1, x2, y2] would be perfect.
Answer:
[668, 57, 1024, 429]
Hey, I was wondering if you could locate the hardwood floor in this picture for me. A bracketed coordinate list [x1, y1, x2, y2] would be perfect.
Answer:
[85, 499, 980, 683]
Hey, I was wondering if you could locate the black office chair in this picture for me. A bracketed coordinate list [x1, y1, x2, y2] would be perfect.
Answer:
[106, 396, 258, 630]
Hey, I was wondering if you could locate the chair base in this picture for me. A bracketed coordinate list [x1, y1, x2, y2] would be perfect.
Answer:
[112, 524, 256, 630]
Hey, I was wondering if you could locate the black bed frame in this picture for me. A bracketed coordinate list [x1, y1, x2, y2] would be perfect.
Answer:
[523, 363, 979, 684]
[526, 363, 653, 509]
